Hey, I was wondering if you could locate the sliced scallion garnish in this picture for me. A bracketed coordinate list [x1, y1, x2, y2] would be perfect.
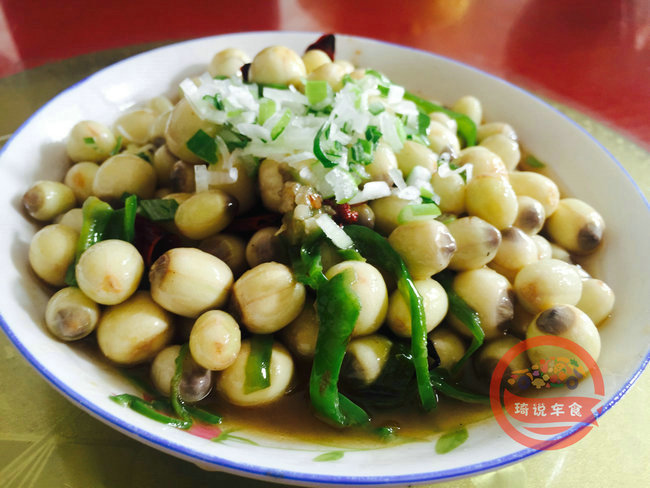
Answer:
[525, 154, 546, 168]
[271, 109, 292, 140]
[305, 79, 330, 106]
[244, 335, 274, 393]
[397, 202, 442, 224]
[138, 198, 179, 221]
[186, 129, 218, 164]
[258, 98, 276, 125]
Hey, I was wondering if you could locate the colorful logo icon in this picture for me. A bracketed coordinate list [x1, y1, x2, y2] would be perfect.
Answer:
[489, 336, 604, 450]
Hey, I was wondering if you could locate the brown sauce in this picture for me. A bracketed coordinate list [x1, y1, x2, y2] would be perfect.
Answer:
[205, 387, 493, 448]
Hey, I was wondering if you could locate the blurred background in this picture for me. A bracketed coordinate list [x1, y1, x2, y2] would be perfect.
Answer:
[1, 0, 648, 147]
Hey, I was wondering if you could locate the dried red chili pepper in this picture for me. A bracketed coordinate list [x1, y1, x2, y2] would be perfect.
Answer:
[133, 215, 182, 268]
[225, 213, 283, 233]
[306, 34, 335, 61]
[324, 200, 359, 226]
[241, 63, 251, 82]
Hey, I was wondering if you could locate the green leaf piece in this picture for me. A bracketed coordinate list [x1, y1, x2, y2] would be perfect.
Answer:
[435, 428, 469, 454]
[313, 451, 345, 462]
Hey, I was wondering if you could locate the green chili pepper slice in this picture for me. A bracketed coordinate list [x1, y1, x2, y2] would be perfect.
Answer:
[291, 232, 328, 289]
[170, 344, 193, 429]
[185, 406, 222, 425]
[429, 369, 489, 404]
[309, 270, 370, 426]
[110, 394, 191, 429]
[244, 334, 274, 394]
[342, 225, 437, 411]
[313, 123, 339, 168]
[64, 196, 114, 286]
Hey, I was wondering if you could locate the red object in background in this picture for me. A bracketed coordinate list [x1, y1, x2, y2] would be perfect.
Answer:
[0, 0, 279, 75]
[1, 0, 648, 147]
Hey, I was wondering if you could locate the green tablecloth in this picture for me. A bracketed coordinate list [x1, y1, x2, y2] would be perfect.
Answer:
[1, 47, 649, 487]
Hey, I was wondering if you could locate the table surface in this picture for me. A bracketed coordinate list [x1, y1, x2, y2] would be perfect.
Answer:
[1, 1, 649, 486]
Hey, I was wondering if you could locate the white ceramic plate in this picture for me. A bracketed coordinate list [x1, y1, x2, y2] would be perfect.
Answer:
[1, 32, 649, 486]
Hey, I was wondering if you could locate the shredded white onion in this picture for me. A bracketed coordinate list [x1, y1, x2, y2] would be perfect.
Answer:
[388, 168, 407, 190]
[437, 161, 473, 182]
[387, 85, 405, 105]
[209, 167, 238, 185]
[194, 165, 209, 193]
[348, 181, 391, 204]
[286, 152, 316, 165]
[325, 168, 359, 203]
[236, 123, 270, 141]
[315, 214, 354, 249]
[396, 186, 421, 201]
[215, 136, 230, 165]
[406, 166, 432, 186]
[179, 70, 443, 204]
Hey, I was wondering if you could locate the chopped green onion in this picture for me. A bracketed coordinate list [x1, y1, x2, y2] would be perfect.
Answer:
[448, 162, 469, 183]
[525, 154, 546, 168]
[364, 69, 391, 84]
[65, 197, 114, 286]
[257, 81, 290, 94]
[216, 125, 250, 151]
[271, 109, 292, 140]
[110, 135, 123, 155]
[403, 91, 477, 147]
[395, 118, 407, 143]
[186, 129, 218, 164]
[136, 151, 151, 163]
[368, 101, 385, 115]
[348, 138, 373, 165]
[305, 80, 330, 106]
[202, 93, 224, 110]
[83, 136, 96, 145]
[138, 198, 179, 221]
[244, 335, 274, 393]
[258, 98, 276, 125]
[397, 203, 442, 224]
[365, 125, 382, 144]
[435, 427, 469, 454]
[313, 123, 339, 167]
[417, 112, 431, 136]
[419, 184, 437, 202]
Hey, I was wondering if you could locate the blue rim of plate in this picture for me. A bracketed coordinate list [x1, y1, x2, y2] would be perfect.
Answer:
[1, 31, 649, 486]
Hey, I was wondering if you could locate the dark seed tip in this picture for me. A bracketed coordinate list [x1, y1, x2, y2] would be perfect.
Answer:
[577, 222, 603, 252]
[536, 305, 573, 335]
